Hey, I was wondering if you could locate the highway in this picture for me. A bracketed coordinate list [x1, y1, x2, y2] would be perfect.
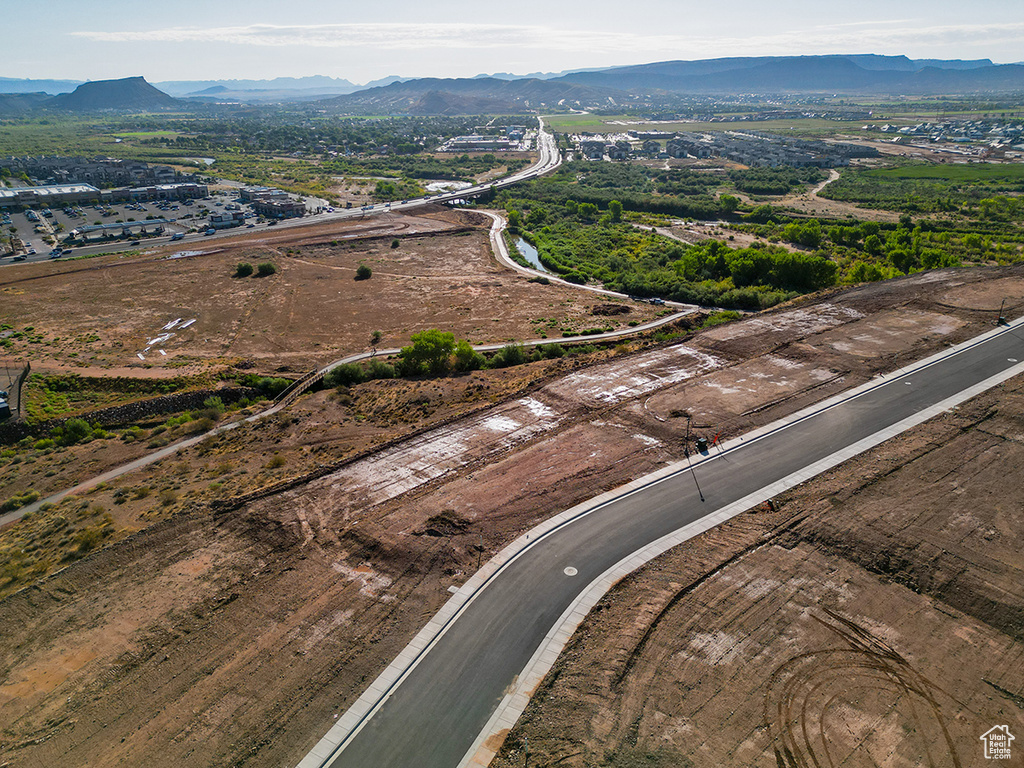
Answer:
[297, 318, 1024, 768]
[0, 121, 561, 267]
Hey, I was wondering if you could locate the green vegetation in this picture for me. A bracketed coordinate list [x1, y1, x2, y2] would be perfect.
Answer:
[255, 262, 278, 277]
[355, 264, 373, 280]
[819, 162, 1024, 221]
[22, 373, 208, 423]
[502, 197, 836, 308]
[234, 261, 254, 277]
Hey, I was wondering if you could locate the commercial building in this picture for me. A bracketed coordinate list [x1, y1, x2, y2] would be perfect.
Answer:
[241, 186, 306, 218]
[441, 135, 517, 152]
[120, 182, 207, 202]
[251, 197, 305, 218]
[0, 183, 101, 208]
[209, 211, 245, 229]
[70, 219, 173, 242]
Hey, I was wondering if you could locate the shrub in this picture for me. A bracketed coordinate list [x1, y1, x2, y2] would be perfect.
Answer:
[490, 343, 528, 369]
[391, 239, 400, 248]
[366, 358, 396, 380]
[453, 340, 485, 372]
[326, 363, 366, 387]
[267, 453, 286, 469]
[255, 262, 277, 277]
[537, 343, 566, 359]
[0, 490, 41, 513]
[234, 262, 254, 277]
[238, 374, 292, 397]
[355, 264, 372, 280]
[54, 418, 91, 446]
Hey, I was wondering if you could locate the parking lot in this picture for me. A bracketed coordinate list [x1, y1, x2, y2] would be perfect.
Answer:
[1, 189, 310, 265]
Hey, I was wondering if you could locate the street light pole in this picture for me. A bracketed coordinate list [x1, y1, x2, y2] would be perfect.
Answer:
[684, 445, 705, 503]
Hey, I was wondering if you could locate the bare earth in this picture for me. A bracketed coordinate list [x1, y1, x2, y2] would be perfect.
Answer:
[1, 266, 1023, 767]
[0, 206, 656, 377]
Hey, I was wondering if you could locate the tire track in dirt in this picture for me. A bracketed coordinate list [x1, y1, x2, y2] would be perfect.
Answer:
[765, 607, 963, 768]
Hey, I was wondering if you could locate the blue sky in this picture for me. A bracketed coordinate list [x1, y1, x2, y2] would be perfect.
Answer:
[6, 0, 1024, 83]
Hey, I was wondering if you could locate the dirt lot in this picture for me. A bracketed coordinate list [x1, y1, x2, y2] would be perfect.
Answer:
[1, 266, 1022, 768]
[0, 205, 656, 377]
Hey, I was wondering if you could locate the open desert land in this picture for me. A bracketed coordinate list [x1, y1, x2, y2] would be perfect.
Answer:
[0, 205, 657, 377]
[1, 262, 1022, 767]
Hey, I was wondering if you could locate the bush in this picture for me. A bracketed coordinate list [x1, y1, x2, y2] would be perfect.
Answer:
[54, 418, 91, 446]
[490, 343, 528, 368]
[326, 363, 366, 387]
[537, 343, 566, 359]
[390, 239, 400, 248]
[202, 396, 225, 415]
[355, 264, 372, 280]
[255, 262, 277, 277]
[267, 453, 287, 469]
[234, 262, 254, 277]
[366, 358, 396, 380]
[0, 489, 40, 513]
[238, 374, 292, 397]
[453, 340, 485, 372]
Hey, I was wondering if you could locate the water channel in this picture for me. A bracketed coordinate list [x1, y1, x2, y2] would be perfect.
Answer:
[514, 237, 551, 274]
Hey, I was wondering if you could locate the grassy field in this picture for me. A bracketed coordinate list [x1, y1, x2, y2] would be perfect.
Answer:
[863, 163, 1024, 182]
[542, 113, 898, 136]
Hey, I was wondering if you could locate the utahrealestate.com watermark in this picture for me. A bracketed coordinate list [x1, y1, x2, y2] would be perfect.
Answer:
[980, 725, 1015, 760]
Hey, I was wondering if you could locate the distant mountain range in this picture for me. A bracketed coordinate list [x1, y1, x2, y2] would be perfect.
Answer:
[0, 74, 408, 100]
[318, 76, 627, 114]
[1, 56, 1022, 116]
[551, 55, 1022, 94]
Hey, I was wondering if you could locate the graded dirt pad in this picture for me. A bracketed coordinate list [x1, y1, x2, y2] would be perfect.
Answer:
[0, 207, 657, 375]
[1, 266, 1023, 768]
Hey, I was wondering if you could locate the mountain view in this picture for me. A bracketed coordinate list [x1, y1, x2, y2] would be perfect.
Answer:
[2, 4, 1023, 768]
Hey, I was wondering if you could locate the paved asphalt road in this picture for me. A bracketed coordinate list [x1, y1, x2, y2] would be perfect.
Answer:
[313, 322, 1024, 768]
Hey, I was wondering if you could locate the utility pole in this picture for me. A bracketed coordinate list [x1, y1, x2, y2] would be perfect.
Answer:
[684, 445, 705, 502]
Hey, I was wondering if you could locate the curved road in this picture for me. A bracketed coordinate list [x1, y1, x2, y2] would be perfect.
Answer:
[297, 318, 1024, 768]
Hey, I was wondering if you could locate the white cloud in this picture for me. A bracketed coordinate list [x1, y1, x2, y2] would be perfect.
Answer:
[70, 19, 1024, 61]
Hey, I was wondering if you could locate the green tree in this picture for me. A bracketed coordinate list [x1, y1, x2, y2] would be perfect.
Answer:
[506, 209, 522, 231]
[370, 330, 383, 353]
[453, 339, 485, 372]
[719, 194, 739, 214]
[608, 199, 623, 222]
[355, 264, 372, 280]
[256, 262, 277, 277]
[234, 262, 254, 277]
[398, 329, 455, 376]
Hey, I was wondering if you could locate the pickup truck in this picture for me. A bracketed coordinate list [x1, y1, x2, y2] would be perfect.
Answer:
[204, 228, 216, 236]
